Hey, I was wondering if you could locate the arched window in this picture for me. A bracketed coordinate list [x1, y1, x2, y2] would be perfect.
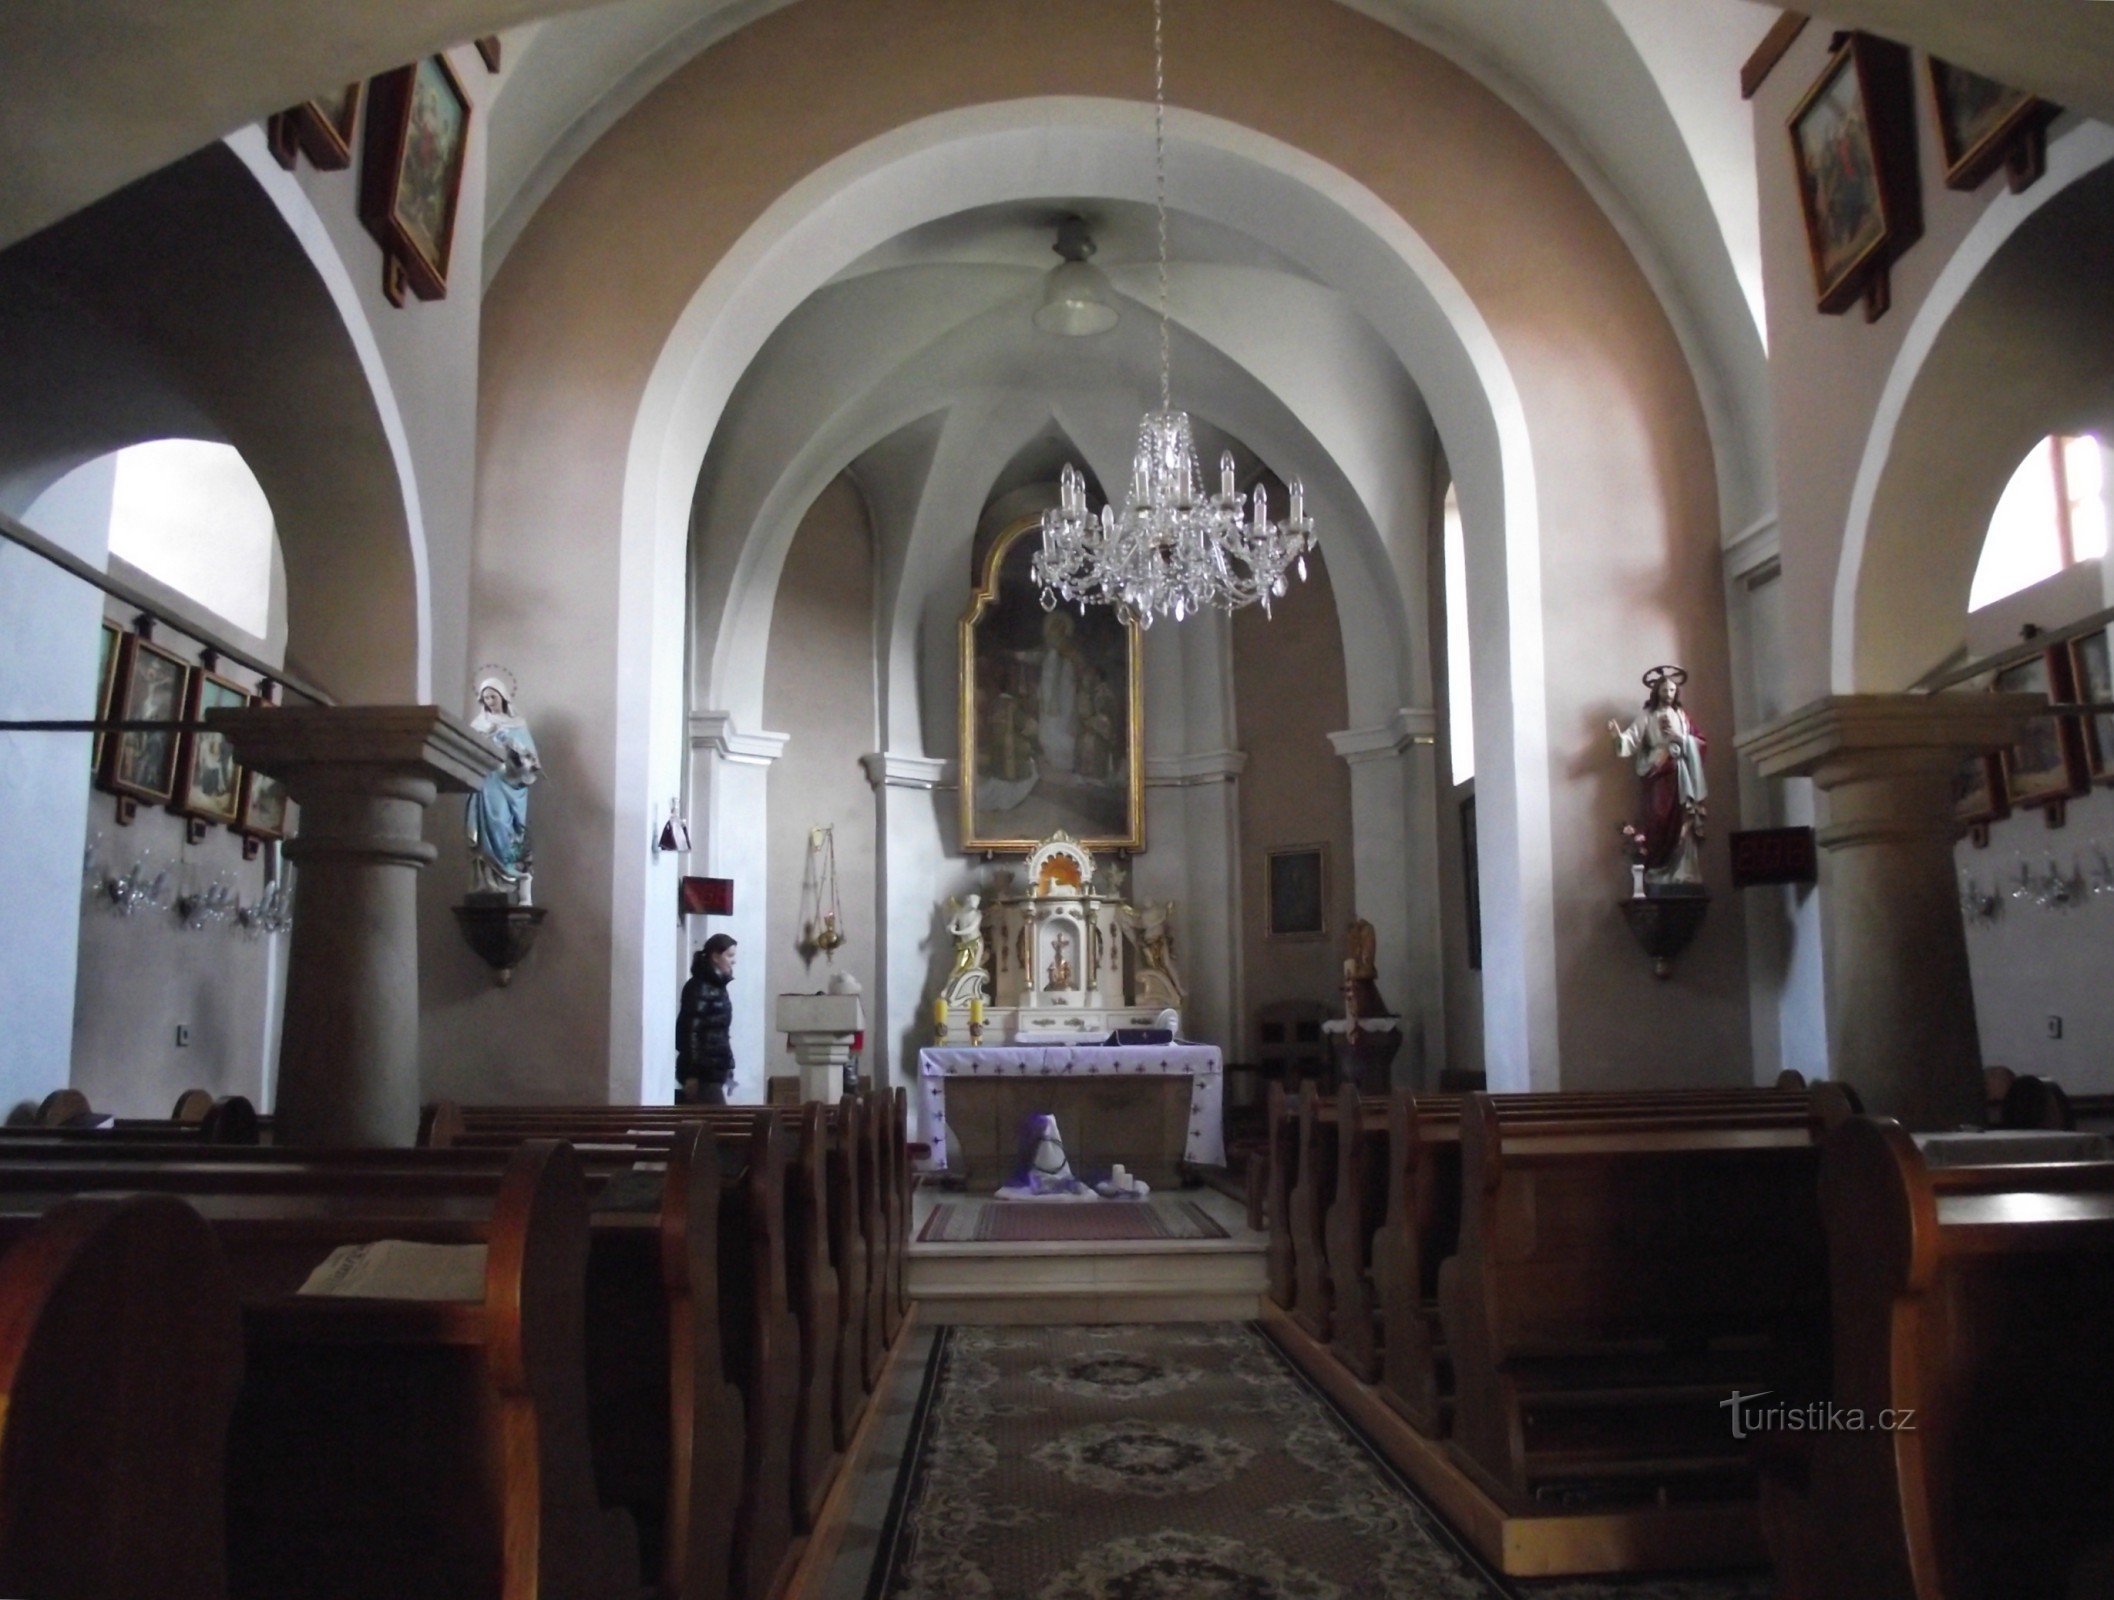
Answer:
[1968, 434, 2107, 612]
[33, 439, 277, 640]
[1442, 482, 1475, 784]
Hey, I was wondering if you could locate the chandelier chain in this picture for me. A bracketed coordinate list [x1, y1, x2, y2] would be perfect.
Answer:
[1154, 0, 1170, 413]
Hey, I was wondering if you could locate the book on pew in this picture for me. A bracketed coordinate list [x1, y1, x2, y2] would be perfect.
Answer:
[297, 1240, 489, 1301]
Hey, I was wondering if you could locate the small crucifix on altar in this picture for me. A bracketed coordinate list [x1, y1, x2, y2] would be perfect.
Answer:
[1045, 931, 1074, 992]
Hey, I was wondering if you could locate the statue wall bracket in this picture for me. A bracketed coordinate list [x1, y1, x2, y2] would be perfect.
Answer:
[1618, 886, 1709, 979]
[453, 895, 547, 986]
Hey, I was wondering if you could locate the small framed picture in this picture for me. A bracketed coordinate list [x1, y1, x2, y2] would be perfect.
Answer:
[172, 669, 250, 826]
[360, 55, 472, 302]
[1928, 58, 2052, 192]
[1994, 648, 2087, 809]
[1952, 751, 2008, 828]
[1788, 33, 1919, 316]
[91, 619, 122, 776]
[2068, 628, 2114, 784]
[99, 634, 190, 805]
[294, 82, 362, 168]
[238, 694, 292, 840]
[1266, 845, 1328, 940]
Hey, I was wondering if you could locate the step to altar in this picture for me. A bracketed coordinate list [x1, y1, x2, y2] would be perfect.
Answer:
[905, 1187, 1265, 1324]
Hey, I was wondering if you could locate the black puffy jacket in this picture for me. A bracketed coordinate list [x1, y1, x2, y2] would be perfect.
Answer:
[677, 958, 735, 1088]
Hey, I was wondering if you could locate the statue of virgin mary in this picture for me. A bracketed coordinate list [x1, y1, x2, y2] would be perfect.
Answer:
[467, 666, 541, 904]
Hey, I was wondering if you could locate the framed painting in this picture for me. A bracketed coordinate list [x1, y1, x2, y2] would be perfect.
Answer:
[90, 619, 122, 776]
[2068, 627, 2114, 784]
[1928, 57, 2053, 192]
[1994, 648, 2087, 809]
[282, 82, 361, 170]
[959, 517, 1143, 852]
[1952, 751, 2008, 829]
[1266, 845, 1328, 940]
[99, 634, 189, 805]
[1787, 33, 1919, 316]
[360, 55, 471, 303]
[172, 669, 249, 826]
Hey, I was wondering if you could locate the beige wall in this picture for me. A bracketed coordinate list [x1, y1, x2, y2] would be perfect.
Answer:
[762, 475, 878, 1042]
[474, 0, 1747, 1094]
[1232, 549, 1356, 1049]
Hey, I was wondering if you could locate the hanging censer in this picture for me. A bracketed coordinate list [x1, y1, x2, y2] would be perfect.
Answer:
[808, 826, 845, 960]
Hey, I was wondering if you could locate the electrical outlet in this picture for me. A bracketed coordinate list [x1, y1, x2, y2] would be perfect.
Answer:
[2046, 1014, 2063, 1040]
[175, 1024, 191, 1048]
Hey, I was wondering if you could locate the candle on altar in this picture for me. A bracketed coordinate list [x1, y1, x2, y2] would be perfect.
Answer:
[933, 997, 949, 1028]
[968, 997, 984, 1025]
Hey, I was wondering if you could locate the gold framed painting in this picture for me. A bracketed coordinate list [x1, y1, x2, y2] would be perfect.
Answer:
[172, 669, 250, 826]
[1927, 57, 2053, 192]
[1787, 33, 1920, 317]
[360, 55, 471, 303]
[1994, 647, 2087, 810]
[238, 694, 292, 841]
[98, 634, 189, 806]
[959, 516, 1143, 853]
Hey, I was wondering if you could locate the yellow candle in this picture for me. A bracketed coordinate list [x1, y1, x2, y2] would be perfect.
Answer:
[969, 997, 985, 1025]
[933, 996, 949, 1027]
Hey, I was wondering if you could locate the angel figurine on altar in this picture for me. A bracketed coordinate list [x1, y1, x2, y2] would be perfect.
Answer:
[941, 894, 989, 1006]
[1117, 900, 1186, 1010]
[1608, 664, 1709, 891]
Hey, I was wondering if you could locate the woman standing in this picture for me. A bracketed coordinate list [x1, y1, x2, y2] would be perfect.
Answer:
[677, 934, 738, 1103]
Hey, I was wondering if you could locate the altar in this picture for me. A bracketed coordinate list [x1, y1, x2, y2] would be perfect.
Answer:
[919, 1044, 1225, 1192]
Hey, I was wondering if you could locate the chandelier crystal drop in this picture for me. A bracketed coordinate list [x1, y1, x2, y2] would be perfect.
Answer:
[1032, 0, 1315, 627]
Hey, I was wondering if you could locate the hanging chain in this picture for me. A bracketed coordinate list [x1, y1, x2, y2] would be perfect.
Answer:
[1154, 0, 1170, 415]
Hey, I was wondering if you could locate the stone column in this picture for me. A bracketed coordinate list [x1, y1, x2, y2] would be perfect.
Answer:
[1139, 749, 1246, 1047]
[1739, 693, 2042, 1130]
[209, 706, 498, 1146]
[1328, 709, 1442, 1088]
[861, 752, 959, 1143]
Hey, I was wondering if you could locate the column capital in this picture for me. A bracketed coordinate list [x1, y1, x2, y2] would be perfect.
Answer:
[207, 704, 499, 794]
[689, 710, 790, 766]
[860, 751, 956, 791]
[1144, 748, 1247, 787]
[1737, 693, 2044, 786]
[1327, 707, 1438, 764]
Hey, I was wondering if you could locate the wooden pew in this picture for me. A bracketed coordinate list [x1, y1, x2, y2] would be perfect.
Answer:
[420, 1111, 806, 1599]
[1438, 1093, 1829, 1513]
[4, 1092, 262, 1145]
[1761, 1118, 2114, 1600]
[0, 1140, 641, 1600]
[1322, 1083, 1392, 1379]
[0, 1193, 245, 1600]
[433, 1094, 889, 1502]
[1287, 1086, 1826, 1433]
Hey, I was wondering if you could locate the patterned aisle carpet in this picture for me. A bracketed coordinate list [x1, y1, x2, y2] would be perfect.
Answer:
[866, 1324, 1774, 1600]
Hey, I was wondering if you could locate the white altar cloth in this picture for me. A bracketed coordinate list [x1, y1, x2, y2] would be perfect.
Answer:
[917, 1044, 1225, 1170]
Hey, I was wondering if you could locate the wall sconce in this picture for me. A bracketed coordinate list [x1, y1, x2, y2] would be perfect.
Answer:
[1958, 868, 1999, 928]
[656, 799, 692, 855]
[178, 868, 238, 930]
[103, 854, 173, 916]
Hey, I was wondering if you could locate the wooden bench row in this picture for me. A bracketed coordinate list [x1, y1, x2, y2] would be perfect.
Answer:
[0, 1087, 913, 1600]
[1261, 1080, 1849, 1574]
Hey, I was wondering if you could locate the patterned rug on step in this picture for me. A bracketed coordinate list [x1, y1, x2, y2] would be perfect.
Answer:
[918, 1199, 1229, 1244]
[866, 1323, 1773, 1600]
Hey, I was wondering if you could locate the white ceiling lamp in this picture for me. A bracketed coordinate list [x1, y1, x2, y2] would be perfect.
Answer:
[1033, 216, 1120, 337]
[1034, 0, 1315, 627]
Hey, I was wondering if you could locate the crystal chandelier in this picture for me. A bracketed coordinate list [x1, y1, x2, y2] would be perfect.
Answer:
[1033, 0, 1314, 628]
